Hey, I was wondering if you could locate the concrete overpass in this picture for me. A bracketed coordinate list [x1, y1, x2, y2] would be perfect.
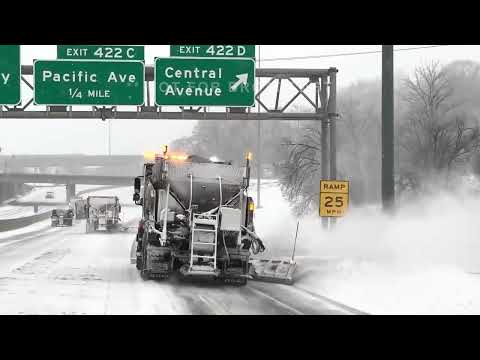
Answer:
[0, 174, 133, 186]
[0, 155, 144, 168]
[0, 155, 143, 176]
[0, 155, 141, 201]
[0, 173, 133, 202]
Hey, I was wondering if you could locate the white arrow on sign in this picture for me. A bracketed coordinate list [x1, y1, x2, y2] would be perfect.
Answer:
[230, 73, 249, 92]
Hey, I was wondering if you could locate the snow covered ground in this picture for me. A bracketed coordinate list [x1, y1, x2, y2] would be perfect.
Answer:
[0, 205, 49, 220]
[14, 184, 114, 204]
[0, 185, 67, 220]
[3, 177, 480, 314]
[16, 184, 68, 203]
[0, 218, 54, 243]
[249, 179, 480, 315]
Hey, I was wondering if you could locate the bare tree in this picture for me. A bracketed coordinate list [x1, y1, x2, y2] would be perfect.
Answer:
[279, 125, 323, 215]
[399, 62, 480, 188]
[337, 82, 381, 203]
[279, 81, 383, 214]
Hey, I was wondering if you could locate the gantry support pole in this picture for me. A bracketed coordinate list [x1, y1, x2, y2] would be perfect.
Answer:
[328, 68, 338, 227]
[320, 75, 329, 230]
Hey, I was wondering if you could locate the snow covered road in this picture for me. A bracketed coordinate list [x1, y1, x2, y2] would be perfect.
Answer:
[0, 185, 357, 315]
[0, 218, 355, 315]
[6, 179, 480, 315]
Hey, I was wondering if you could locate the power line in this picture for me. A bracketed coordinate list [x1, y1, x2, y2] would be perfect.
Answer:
[256, 45, 449, 63]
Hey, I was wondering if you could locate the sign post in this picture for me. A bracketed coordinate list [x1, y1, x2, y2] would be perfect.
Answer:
[57, 45, 144, 61]
[319, 180, 349, 218]
[155, 57, 255, 107]
[0, 45, 21, 105]
[34, 60, 145, 106]
[170, 45, 255, 59]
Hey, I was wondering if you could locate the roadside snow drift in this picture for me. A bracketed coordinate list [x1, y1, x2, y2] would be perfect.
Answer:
[250, 179, 480, 314]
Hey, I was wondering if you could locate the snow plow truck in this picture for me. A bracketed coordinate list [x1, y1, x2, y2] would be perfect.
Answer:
[130, 147, 296, 285]
[86, 196, 122, 233]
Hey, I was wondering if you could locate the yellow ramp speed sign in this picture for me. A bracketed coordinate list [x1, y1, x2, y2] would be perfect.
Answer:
[320, 180, 349, 217]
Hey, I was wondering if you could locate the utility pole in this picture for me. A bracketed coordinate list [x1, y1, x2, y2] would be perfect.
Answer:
[382, 45, 395, 211]
[256, 45, 262, 208]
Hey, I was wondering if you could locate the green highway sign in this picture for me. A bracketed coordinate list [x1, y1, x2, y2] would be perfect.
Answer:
[34, 60, 145, 106]
[0, 45, 21, 105]
[155, 57, 255, 107]
[57, 45, 145, 61]
[170, 45, 255, 59]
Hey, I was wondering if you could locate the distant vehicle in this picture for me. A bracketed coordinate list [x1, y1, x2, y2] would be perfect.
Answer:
[45, 191, 55, 199]
[51, 208, 74, 227]
[85, 196, 121, 233]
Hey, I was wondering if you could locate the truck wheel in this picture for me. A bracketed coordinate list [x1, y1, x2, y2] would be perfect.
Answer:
[237, 278, 248, 286]
[140, 239, 149, 280]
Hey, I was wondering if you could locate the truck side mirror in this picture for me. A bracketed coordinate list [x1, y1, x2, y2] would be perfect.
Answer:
[133, 177, 141, 203]
[134, 177, 141, 194]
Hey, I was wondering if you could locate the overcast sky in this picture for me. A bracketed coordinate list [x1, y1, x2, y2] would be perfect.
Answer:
[1, 45, 479, 155]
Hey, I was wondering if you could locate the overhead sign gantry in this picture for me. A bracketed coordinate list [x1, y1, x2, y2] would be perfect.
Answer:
[0, 45, 338, 122]
[1, 65, 337, 120]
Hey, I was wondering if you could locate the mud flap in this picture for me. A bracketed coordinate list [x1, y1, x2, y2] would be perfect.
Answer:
[248, 259, 297, 285]
[130, 238, 137, 265]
